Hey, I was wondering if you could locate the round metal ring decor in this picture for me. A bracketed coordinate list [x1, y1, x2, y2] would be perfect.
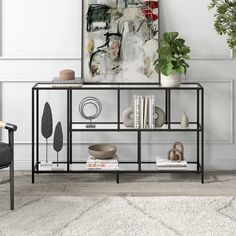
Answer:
[79, 96, 102, 128]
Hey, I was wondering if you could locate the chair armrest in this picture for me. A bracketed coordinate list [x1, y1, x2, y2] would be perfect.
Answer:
[0, 121, 17, 132]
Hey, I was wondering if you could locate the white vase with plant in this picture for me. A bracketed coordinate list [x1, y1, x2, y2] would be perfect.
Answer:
[154, 32, 191, 87]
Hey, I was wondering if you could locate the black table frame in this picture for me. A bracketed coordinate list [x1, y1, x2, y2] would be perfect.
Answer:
[32, 83, 204, 184]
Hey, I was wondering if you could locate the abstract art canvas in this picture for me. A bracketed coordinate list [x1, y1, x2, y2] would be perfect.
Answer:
[82, 0, 159, 83]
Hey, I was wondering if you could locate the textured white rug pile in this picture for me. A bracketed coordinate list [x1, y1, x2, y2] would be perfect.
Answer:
[0, 196, 236, 236]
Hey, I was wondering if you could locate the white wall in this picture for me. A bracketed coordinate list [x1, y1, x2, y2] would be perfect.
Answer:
[0, 0, 235, 170]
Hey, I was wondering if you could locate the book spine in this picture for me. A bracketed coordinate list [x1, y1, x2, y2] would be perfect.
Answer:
[140, 96, 144, 129]
[136, 95, 140, 129]
[143, 96, 148, 129]
[152, 95, 155, 129]
[133, 95, 137, 129]
[148, 95, 152, 129]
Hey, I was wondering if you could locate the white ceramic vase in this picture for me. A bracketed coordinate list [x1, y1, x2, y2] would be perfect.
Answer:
[161, 71, 182, 87]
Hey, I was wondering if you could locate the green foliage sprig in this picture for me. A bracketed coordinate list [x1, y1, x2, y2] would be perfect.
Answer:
[154, 32, 190, 76]
[208, 0, 236, 49]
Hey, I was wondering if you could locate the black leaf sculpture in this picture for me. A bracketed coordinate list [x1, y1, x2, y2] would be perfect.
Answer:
[53, 122, 63, 166]
[41, 102, 53, 163]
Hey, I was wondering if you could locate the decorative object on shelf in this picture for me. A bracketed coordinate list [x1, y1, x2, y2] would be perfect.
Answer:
[180, 112, 189, 128]
[208, 0, 236, 53]
[122, 107, 134, 127]
[88, 144, 117, 159]
[123, 99, 165, 128]
[52, 69, 82, 88]
[83, 0, 159, 83]
[134, 94, 155, 129]
[52, 77, 83, 88]
[168, 142, 184, 161]
[156, 156, 187, 169]
[59, 69, 75, 81]
[53, 122, 63, 169]
[41, 102, 53, 163]
[86, 155, 119, 170]
[79, 96, 102, 128]
[154, 107, 165, 127]
[154, 32, 191, 87]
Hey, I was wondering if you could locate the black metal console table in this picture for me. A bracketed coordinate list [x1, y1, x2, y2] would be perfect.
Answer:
[32, 83, 204, 183]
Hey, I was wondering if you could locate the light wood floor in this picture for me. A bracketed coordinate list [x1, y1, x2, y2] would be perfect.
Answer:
[1, 171, 236, 197]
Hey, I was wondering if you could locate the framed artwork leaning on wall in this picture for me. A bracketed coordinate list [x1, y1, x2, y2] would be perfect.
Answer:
[82, 0, 160, 84]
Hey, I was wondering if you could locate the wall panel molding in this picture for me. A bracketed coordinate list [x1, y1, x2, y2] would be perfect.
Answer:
[0, 0, 82, 60]
[190, 49, 234, 60]
[190, 78, 234, 144]
[0, 57, 81, 61]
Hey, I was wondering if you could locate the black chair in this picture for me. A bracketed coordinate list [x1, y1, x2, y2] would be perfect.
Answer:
[0, 121, 17, 210]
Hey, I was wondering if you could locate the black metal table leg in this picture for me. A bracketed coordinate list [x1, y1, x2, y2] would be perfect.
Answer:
[117, 89, 120, 130]
[138, 131, 141, 172]
[69, 89, 73, 166]
[201, 88, 204, 183]
[36, 90, 39, 172]
[67, 90, 70, 172]
[116, 173, 119, 184]
[32, 88, 35, 184]
[197, 89, 200, 173]
[167, 89, 171, 130]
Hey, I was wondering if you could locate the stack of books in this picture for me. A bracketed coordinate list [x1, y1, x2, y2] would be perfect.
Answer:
[156, 156, 188, 170]
[86, 155, 119, 170]
[39, 161, 52, 171]
[133, 95, 155, 129]
[52, 77, 83, 87]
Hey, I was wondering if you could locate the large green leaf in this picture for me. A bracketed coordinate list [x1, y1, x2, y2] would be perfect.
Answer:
[176, 66, 186, 74]
[161, 61, 173, 76]
[175, 38, 185, 47]
[181, 45, 191, 55]
[163, 32, 179, 44]
[154, 63, 162, 73]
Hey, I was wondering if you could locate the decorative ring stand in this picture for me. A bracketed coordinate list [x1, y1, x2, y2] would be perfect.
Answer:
[79, 97, 102, 128]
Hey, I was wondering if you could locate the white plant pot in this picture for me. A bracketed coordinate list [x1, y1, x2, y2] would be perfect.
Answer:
[161, 72, 182, 87]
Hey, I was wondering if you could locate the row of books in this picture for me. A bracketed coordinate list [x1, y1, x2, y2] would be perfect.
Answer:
[133, 95, 155, 129]
[86, 155, 119, 170]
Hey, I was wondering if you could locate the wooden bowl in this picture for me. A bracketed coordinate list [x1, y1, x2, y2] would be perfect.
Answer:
[88, 144, 117, 159]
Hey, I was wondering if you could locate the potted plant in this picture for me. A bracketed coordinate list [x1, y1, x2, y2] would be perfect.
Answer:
[208, 0, 236, 54]
[154, 32, 191, 87]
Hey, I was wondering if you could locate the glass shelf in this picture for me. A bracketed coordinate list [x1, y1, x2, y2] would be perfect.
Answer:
[68, 163, 199, 172]
[33, 82, 203, 90]
[71, 123, 201, 132]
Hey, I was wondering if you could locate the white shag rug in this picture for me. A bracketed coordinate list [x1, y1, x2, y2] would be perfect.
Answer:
[0, 196, 236, 236]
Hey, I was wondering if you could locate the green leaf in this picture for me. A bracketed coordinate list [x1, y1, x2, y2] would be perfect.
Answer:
[180, 46, 191, 55]
[154, 61, 164, 73]
[161, 61, 173, 76]
[163, 32, 179, 44]
[176, 66, 186, 74]
[175, 38, 185, 47]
